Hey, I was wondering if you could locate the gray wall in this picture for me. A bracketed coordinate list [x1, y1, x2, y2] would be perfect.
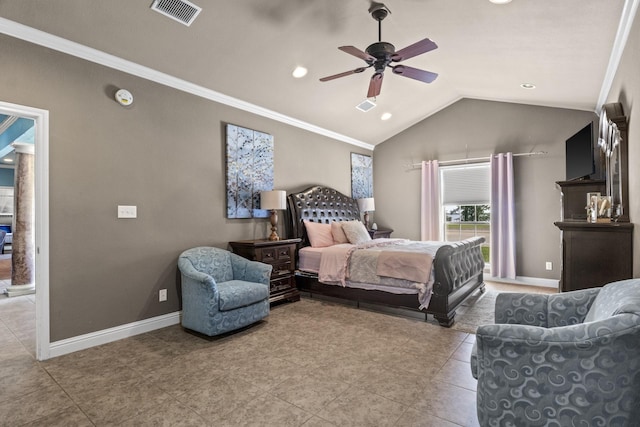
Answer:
[2, 9, 637, 342]
[606, 10, 639, 276]
[0, 34, 371, 341]
[373, 98, 596, 280]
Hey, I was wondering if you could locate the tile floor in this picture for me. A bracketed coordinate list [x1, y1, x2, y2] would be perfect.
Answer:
[0, 282, 555, 426]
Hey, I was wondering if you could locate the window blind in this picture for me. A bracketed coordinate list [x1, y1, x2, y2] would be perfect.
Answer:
[441, 164, 490, 205]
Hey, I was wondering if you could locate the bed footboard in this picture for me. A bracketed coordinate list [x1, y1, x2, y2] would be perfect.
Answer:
[428, 236, 486, 326]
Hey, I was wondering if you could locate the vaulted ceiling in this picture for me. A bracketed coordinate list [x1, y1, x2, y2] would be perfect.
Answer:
[0, 0, 635, 149]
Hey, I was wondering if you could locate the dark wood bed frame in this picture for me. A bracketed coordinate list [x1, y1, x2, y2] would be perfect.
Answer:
[286, 185, 486, 326]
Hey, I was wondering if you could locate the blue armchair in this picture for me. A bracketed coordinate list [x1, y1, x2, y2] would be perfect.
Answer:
[471, 279, 640, 426]
[178, 247, 272, 336]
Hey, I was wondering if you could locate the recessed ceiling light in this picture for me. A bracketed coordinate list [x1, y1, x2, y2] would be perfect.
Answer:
[520, 83, 536, 89]
[381, 112, 392, 121]
[3, 158, 13, 163]
[489, 0, 512, 4]
[292, 66, 308, 78]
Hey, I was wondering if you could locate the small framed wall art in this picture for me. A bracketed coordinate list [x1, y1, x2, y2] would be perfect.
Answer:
[351, 153, 373, 199]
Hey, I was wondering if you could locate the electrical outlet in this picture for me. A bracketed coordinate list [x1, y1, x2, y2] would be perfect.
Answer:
[159, 289, 167, 302]
[118, 205, 137, 218]
[545, 262, 553, 271]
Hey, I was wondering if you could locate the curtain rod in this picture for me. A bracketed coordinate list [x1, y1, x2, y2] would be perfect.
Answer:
[406, 151, 548, 170]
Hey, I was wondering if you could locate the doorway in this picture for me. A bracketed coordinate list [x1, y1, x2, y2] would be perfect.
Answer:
[0, 101, 50, 361]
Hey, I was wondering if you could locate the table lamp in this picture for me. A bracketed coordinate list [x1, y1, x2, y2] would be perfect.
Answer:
[260, 190, 287, 241]
[357, 197, 375, 229]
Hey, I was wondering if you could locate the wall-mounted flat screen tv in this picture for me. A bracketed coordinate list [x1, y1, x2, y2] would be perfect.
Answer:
[565, 122, 595, 181]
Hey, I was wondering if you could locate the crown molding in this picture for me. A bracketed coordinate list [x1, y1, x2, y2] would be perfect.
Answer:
[0, 17, 374, 151]
[596, 0, 640, 111]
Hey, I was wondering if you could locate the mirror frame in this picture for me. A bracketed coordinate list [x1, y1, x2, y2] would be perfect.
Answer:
[599, 102, 629, 222]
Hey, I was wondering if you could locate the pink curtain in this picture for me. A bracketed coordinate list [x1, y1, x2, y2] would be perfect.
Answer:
[490, 153, 516, 279]
[421, 160, 440, 241]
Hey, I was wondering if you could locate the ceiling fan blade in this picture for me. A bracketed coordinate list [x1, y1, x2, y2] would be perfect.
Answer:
[392, 38, 438, 62]
[339, 46, 375, 63]
[319, 67, 368, 82]
[367, 73, 384, 98]
[391, 65, 438, 83]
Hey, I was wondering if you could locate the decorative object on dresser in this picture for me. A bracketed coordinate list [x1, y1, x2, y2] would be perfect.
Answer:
[260, 190, 287, 241]
[357, 197, 375, 229]
[554, 102, 632, 293]
[177, 247, 271, 337]
[472, 279, 640, 426]
[229, 238, 301, 304]
[287, 185, 485, 327]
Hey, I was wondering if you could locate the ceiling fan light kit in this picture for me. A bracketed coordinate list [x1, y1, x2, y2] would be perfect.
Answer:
[320, 2, 438, 99]
[356, 99, 377, 112]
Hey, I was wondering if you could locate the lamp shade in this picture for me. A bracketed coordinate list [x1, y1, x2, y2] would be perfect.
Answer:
[357, 197, 375, 212]
[260, 190, 287, 210]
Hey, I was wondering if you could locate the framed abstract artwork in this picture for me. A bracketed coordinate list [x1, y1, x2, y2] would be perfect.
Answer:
[351, 153, 373, 199]
[226, 124, 274, 218]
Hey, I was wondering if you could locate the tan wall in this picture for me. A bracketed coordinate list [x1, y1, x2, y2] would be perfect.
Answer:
[606, 11, 640, 276]
[373, 98, 596, 280]
[0, 35, 370, 341]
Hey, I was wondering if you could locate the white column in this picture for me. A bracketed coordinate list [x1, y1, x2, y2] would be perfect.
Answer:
[10, 142, 35, 288]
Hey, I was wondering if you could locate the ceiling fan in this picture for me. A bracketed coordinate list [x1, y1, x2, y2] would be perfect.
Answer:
[319, 2, 438, 98]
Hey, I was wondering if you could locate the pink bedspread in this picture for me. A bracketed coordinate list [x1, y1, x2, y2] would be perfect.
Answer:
[376, 250, 432, 283]
[318, 239, 440, 309]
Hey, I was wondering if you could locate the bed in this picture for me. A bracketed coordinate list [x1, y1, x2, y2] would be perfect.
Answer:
[286, 185, 486, 326]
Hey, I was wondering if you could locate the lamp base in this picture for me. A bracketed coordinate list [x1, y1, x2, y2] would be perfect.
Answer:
[268, 210, 280, 241]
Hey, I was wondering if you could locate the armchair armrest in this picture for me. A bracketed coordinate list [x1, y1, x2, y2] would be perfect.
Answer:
[494, 293, 550, 326]
[178, 257, 220, 324]
[495, 287, 601, 327]
[229, 253, 272, 285]
[546, 287, 600, 327]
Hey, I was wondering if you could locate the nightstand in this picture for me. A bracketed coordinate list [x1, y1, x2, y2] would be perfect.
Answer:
[229, 238, 301, 304]
[369, 228, 393, 239]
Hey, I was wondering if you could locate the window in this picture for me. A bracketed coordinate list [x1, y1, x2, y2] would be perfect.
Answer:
[440, 164, 491, 264]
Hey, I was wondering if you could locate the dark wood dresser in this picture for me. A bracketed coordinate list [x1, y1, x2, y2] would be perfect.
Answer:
[229, 238, 301, 304]
[554, 221, 633, 292]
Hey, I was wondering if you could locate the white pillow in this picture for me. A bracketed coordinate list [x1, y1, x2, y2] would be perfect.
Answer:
[304, 220, 335, 248]
[341, 221, 371, 245]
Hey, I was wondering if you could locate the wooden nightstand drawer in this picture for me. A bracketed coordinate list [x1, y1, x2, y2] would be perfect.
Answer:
[270, 276, 294, 294]
[271, 262, 293, 277]
[228, 238, 301, 304]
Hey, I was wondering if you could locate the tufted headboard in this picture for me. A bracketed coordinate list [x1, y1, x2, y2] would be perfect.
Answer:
[287, 185, 361, 247]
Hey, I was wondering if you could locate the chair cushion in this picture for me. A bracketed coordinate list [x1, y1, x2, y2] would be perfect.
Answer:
[585, 278, 640, 323]
[217, 280, 269, 311]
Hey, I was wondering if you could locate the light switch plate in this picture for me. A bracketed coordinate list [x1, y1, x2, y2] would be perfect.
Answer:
[118, 205, 137, 218]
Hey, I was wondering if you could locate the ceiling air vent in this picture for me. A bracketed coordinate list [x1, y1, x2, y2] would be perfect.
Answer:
[151, 0, 202, 26]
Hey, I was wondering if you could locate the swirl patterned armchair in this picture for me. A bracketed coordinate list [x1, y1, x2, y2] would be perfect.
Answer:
[178, 247, 272, 337]
[471, 279, 640, 427]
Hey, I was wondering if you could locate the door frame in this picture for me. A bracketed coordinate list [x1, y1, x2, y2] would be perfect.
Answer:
[0, 100, 49, 360]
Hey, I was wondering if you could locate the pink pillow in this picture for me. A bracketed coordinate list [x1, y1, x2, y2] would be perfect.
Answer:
[331, 221, 349, 244]
[304, 220, 335, 248]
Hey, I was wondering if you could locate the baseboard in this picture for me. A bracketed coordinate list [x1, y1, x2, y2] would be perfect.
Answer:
[487, 276, 559, 289]
[48, 311, 181, 359]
